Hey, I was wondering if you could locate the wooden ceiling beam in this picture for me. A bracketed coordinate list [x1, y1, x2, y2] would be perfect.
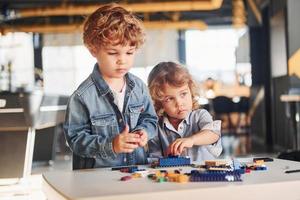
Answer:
[0, 20, 208, 34]
[144, 20, 207, 30]
[17, 0, 223, 18]
[232, 0, 246, 28]
[247, 0, 262, 24]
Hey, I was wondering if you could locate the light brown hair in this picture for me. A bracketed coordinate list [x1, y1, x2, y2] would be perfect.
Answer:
[148, 61, 200, 116]
[83, 3, 145, 51]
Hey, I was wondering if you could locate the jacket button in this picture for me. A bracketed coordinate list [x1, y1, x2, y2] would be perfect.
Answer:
[119, 119, 123, 123]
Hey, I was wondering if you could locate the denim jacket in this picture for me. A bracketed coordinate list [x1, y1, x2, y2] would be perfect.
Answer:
[64, 64, 158, 169]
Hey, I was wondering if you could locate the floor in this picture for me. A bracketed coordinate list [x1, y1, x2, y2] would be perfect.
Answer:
[0, 175, 45, 200]
[0, 155, 71, 200]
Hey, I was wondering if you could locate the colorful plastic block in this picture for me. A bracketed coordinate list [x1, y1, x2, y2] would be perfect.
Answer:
[205, 160, 227, 167]
[120, 166, 139, 173]
[190, 170, 242, 182]
[120, 175, 132, 181]
[112, 165, 138, 171]
[232, 159, 245, 174]
[155, 155, 191, 167]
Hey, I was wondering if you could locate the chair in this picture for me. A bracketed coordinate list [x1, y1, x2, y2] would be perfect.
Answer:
[211, 96, 235, 135]
[235, 96, 250, 133]
[234, 96, 251, 154]
[278, 88, 300, 161]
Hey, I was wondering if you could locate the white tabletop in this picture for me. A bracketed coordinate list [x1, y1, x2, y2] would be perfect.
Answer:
[43, 158, 300, 200]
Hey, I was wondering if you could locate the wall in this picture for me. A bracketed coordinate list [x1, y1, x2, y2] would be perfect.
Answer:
[287, 0, 300, 77]
[0, 33, 34, 92]
[42, 30, 179, 95]
[270, 10, 287, 77]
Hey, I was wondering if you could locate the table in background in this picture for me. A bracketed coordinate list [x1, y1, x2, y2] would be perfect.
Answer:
[280, 94, 300, 150]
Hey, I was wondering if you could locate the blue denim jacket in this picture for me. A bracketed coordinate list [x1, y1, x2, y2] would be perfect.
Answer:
[64, 64, 158, 169]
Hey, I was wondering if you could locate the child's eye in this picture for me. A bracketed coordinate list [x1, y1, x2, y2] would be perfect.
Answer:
[107, 52, 117, 55]
[164, 97, 173, 103]
[181, 92, 188, 97]
[127, 52, 134, 55]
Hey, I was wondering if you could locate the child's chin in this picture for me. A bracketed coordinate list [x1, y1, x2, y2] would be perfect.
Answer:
[176, 114, 188, 120]
[113, 73, 127, 78]
[178, 111, 189, 117]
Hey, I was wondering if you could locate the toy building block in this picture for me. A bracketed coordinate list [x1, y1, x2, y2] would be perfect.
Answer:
[155, 171, 163, 177]
[134, 170, 150, 177]
[132, 173, 142, 178]
[148, 169, 189, 183]
[113, 165, 146, 173]
[165, 173, 178, 182]
[191, 163, 206, 168]
[251, 165, 267, 170]
[157, 177, 167, 183]
[246, 163, 267, 171]
[154, 155, 191, 167]
[177, 175, 189, 183]
[254, 160, 265, 165]
[208, 167, 232, 171]
[120, 166, 139, 173]
[255, 166, 267, 170]
[232, 159, 245, 174]
[120, 175, 132, 181]
[190, 170, 242, 182]
[112, 165, 138, 171]
[253, 157, 273, 162]
[205, 160, 228, 167]
[147, 174, 156, 180]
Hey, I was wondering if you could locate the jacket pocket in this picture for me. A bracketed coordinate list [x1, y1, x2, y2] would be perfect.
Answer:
[128, 103, 144, 128]
[91, 114, 118, 137]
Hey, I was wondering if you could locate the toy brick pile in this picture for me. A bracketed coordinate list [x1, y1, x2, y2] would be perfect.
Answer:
[112, 155, 270, 183]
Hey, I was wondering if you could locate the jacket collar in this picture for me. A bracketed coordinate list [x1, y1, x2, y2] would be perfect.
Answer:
[91, 63, 135, 96]
[162, 112, 191, 127]
[161, 111, 191, 134]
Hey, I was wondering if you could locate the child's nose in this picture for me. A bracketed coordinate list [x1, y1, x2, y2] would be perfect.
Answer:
[117, 55, 126, 65]
[176, 98, 184, 107]
[116, 59, 124, 65]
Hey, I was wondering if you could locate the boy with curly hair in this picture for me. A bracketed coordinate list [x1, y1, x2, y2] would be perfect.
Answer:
[64, 3, 157, 169]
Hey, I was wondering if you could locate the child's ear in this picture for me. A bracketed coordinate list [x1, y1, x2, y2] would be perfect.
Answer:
[159, 109, 165, 117]
[88, 47, 98, 57]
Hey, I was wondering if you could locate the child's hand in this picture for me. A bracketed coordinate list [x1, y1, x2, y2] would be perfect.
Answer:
[133, 130, 148, 147]
[168, 138, 194, 155]
[112, 125, 141, 154]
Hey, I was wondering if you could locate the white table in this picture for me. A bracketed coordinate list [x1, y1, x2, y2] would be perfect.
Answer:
[43, 158, 300, 200]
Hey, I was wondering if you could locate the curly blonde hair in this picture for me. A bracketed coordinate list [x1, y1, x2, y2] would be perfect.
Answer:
[148, 62, 200, 116]
[83, 3, 145, 50]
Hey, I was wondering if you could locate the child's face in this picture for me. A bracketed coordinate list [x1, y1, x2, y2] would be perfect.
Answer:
[91, 44, 136, 80]
[161, 83, 193, 120]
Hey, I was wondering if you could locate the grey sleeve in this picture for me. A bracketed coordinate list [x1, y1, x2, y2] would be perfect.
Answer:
[196, 109, 223, 157]
[148, 136, 163, 158]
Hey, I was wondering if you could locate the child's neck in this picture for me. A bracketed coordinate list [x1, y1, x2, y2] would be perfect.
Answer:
[104, 77, 125, 92]
[167, 116, 183, 131]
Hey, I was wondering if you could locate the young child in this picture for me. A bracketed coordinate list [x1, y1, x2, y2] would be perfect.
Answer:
[64, 3, 157, 169]
[147, 62, 222, 162]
